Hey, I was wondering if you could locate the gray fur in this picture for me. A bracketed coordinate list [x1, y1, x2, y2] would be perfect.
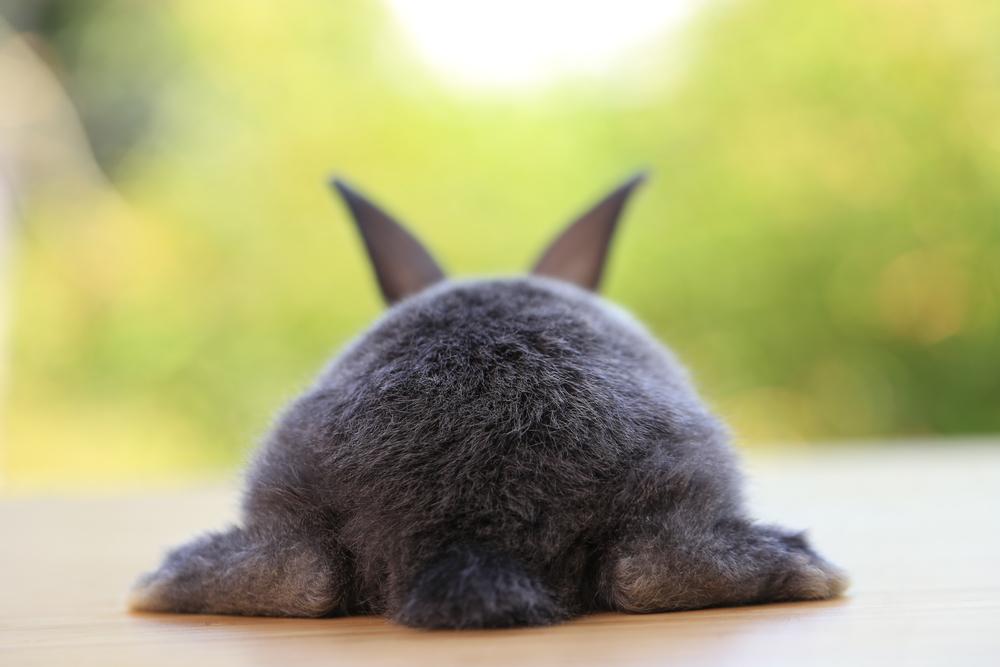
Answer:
[130, 183, 846, 629]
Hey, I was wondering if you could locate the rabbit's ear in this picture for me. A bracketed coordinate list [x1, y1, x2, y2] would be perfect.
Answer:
[331, 178, 446, 305]
[531, 172, 647, 291]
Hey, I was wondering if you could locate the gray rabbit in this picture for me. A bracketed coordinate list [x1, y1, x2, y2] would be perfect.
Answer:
[129, 174, 846, 628]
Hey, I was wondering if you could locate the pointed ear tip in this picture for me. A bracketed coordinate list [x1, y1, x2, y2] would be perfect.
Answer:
[328, 175, 352, 197]
[329, 177, 369, 214]
[626, 169, 651, 189]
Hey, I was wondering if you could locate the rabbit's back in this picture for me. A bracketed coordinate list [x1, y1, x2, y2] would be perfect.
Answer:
[323, 277, 679, 481]
[260, 279, 720, 578]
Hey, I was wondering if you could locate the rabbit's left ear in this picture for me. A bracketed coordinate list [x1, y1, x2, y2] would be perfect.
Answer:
[331, 178, 446, 305]
[531, 172, 647, 291]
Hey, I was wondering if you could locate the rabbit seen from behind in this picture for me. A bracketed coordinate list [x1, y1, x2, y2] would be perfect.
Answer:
[130, 174, 846, 628]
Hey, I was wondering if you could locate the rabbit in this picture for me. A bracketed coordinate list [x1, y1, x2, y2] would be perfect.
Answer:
[129, 173, 847, 629]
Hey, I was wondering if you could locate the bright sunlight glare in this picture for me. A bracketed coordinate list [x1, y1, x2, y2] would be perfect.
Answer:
[384, 0, 701, 89]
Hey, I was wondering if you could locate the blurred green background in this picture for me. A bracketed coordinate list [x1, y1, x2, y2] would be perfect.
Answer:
[1, 0, 998, 489]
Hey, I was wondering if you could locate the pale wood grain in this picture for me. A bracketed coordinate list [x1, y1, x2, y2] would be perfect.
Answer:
[2, 442, 999, 666]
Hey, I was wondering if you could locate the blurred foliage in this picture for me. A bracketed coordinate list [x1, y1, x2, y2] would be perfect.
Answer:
[2, 0, 999, 487]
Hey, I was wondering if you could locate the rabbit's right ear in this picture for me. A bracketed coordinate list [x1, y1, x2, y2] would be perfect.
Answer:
[331, 178, 446, 305]
[531, 172, 647, 291]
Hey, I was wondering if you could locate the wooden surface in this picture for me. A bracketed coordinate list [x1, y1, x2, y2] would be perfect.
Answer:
[2, 442, 999, 666]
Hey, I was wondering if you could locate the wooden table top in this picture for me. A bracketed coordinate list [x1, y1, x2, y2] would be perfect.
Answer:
[2, 441, 998, 666]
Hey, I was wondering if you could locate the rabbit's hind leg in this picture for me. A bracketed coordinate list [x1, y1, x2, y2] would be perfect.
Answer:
[129, 526, 345, 617]
[603, 518, 847, 614]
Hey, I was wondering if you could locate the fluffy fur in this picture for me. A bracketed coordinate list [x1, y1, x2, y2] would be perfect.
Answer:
[131, 276, 846, 627]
